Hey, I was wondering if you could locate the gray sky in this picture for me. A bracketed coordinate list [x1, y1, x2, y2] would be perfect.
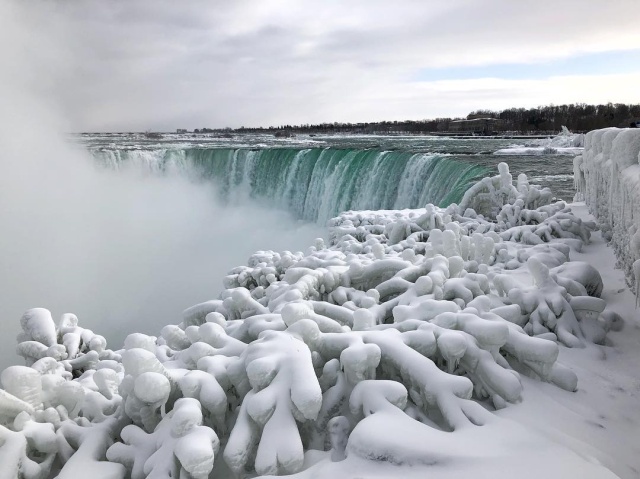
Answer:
[7, 0, 640, 131]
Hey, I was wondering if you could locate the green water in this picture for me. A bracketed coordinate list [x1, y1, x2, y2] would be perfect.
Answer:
[94, 147, 489, 223]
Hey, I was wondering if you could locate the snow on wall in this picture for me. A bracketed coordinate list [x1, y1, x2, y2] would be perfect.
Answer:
[574, 128, 640, 283]
[0, 163, 624, 478]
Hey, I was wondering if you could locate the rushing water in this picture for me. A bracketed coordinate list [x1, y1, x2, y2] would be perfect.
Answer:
[78, 132, 578, 223]
[92, 148, 488, 223]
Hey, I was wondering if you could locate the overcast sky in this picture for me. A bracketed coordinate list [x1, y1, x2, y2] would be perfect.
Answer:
[6, 0, 640, 131]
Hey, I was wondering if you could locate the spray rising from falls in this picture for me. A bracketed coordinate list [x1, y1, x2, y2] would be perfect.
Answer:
[93, 148, 489, 223]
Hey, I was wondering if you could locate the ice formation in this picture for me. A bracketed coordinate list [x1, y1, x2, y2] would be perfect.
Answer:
[574, 128, 640, 284]
[494, 126, 585, 156]
[0, 163, 622, 478]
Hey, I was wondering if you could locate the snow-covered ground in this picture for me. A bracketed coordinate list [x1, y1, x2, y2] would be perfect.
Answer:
[495, 127, 585, 156]
[499, 202, 640, 479]
[278, 208, 640, 479]
[0, 157, 639, 479]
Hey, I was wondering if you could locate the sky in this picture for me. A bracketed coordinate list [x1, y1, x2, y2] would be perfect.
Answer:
[5, 0, 640, 131]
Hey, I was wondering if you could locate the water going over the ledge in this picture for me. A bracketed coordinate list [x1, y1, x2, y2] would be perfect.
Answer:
[93, 147, 489, 223]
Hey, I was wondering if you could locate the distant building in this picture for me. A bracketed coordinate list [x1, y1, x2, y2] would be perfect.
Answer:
[436, 120, 450, 132]
[630, 121, 640, 128]
[274, 130, 294, 138]
[466, 113, 493, 120]
[176, 128, 188, 133]
[448, 118, 504, 134]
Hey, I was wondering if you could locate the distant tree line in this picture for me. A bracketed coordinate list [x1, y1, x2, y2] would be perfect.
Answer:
[188, 103, 640, 135]
[468, 103, 640, 132]
[233, 118, 452, 135]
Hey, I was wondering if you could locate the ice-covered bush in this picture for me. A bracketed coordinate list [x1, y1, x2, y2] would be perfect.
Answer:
[0, 163, 623, 477]
[107, 398, 219, 479]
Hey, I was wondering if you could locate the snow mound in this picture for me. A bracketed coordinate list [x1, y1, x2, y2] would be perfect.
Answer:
[0, 163, 622, 478]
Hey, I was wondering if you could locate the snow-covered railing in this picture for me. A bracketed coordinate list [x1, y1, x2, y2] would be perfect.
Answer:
[574, 128, 640, 285]
[0, 163, 624, 478]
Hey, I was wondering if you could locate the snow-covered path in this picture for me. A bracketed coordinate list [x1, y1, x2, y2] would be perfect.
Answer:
[498, 202, 640, 479]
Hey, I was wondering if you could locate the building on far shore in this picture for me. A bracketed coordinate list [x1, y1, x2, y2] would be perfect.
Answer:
[176, 128, 188, 133]
[448, 117, 505, 135]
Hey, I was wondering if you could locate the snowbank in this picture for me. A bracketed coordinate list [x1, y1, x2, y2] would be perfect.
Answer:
[494, 146, 584, 156]
[573, 128, 640, 284]
[495, 127, 585, 156]
[0, 164, 625, 478]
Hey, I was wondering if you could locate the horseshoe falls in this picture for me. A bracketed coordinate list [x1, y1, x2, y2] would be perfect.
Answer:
[93, 148, 489, 223]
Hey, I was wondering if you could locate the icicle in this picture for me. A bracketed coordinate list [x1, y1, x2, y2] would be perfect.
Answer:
[633, 259, 640, 309]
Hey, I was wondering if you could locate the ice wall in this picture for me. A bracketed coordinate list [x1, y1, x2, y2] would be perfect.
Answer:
[574, 128, 640, 281]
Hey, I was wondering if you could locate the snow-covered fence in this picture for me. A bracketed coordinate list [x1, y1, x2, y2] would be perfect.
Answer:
[574, 128, 640, 284]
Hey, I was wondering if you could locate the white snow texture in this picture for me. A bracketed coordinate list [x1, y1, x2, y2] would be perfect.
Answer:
[574, 128, 640, 286]
[0, 162, 625, 478]
[494, 126, 585, 156]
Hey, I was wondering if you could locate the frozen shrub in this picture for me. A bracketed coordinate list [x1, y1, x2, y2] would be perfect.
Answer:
[0, 163, 623, 477]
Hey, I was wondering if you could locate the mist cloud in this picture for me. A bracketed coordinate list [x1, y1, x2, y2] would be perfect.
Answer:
[0, 1, 324, 368]
[1, 0, 639, 366]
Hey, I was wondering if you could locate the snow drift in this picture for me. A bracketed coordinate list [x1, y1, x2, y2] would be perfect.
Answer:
[0, 163, 623, 478]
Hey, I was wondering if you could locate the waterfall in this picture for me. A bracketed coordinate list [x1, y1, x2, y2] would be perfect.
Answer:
[92, 147, 489, 223]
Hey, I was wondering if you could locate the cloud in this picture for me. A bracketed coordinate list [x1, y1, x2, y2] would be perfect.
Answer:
[338, 72, 640, 120]
[6, 0, 640, 129]
[1, 0, 638, 367]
